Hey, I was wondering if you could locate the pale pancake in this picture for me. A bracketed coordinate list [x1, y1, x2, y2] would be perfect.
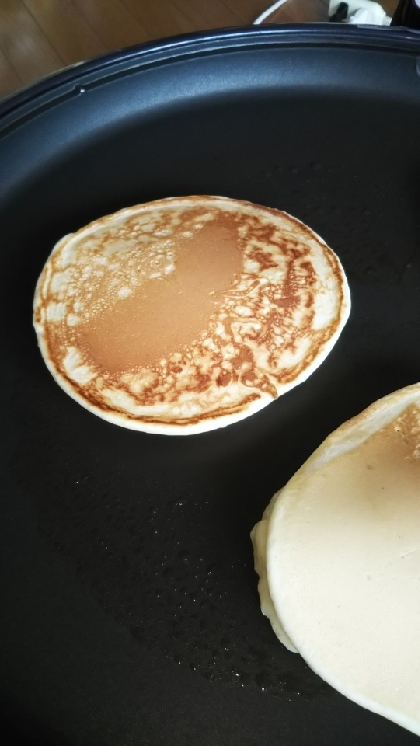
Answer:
[251, 383, 420, 735]
[33, 196, 350, 435]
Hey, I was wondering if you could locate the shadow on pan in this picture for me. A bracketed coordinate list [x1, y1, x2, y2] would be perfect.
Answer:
[0, 693, 70, 746]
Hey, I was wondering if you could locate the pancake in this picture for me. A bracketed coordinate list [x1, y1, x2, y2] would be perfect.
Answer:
[33, 196, 350, 435]
[251, 383, 420, 735]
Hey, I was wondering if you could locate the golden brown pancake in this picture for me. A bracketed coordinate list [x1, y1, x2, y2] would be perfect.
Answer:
[33, 196, 350, 434]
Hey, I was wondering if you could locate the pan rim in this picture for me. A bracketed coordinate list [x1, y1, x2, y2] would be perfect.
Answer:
[1, 23, 420, 127]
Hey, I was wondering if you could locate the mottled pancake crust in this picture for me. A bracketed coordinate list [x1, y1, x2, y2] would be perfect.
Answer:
[33, 196, 350, 434]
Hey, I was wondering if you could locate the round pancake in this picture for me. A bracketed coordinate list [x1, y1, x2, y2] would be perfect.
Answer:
[33, 196, 350, 435]
[251, 383, 420, 735]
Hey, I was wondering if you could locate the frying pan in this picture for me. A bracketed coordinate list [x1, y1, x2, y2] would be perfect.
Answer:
[1, 23, 420, 746]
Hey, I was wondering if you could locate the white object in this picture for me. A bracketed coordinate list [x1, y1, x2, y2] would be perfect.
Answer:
[254, 0, 392, 26]
[330, 0, 392, 24]
[254, 0, 289, 24]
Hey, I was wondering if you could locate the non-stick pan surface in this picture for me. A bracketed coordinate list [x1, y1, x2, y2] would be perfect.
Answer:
[1, 24, 420, 746]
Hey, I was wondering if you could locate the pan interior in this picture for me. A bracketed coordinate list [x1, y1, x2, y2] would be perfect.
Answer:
[1, 37, 420, 745]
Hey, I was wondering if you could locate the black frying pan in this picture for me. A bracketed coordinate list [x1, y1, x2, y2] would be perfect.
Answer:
[1, 24, 420, 746]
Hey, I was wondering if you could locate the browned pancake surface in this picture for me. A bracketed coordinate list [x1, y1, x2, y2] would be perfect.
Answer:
[34, 196, 350, 433]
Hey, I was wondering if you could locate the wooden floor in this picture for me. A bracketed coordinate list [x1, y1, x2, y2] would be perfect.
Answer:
[0, 0, 398, 99]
